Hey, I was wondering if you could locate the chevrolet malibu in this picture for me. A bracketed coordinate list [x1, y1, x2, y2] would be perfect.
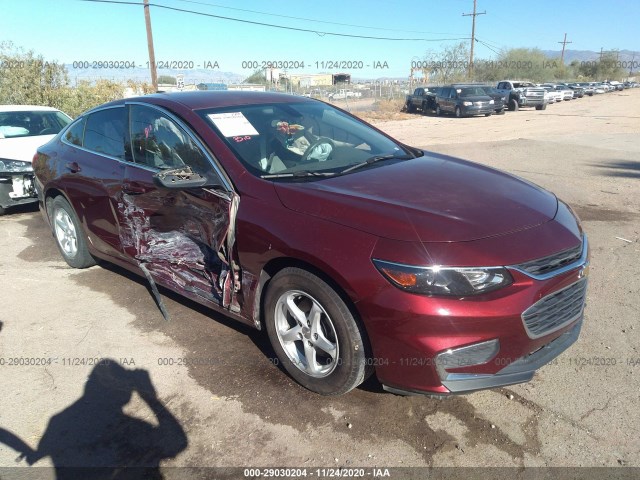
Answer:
[33, 92, 589, 396]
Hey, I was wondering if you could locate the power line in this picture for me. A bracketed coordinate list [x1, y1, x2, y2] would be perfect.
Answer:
[78, 0, 470, 42]
[174, 0, 467, 36]
[475, 38, 501, 57]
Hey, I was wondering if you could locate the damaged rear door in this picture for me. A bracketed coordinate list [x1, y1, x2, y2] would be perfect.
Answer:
[119, 103, 240, 314]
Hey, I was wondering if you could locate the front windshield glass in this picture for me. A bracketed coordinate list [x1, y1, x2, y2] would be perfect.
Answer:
[199, 101, 410, 178]
[0, 110, 71, 139]
[459, 87, 487, 97]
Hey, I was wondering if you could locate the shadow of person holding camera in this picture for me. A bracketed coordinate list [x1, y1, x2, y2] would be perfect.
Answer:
[0, 359, 188, 479]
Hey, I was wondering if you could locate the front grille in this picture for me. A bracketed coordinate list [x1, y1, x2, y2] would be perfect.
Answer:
[522, 278, 587, 338]
[515, 241, 583, 277]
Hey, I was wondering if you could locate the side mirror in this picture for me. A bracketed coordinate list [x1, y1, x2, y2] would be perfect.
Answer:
[152, 166, 208, 189]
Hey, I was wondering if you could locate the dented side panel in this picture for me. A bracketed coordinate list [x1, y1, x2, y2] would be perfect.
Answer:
[118, 163, 240, 312]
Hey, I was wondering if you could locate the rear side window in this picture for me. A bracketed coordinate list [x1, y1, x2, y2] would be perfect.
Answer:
[84, 108, 125, 159]
[64, 118, 86, 147]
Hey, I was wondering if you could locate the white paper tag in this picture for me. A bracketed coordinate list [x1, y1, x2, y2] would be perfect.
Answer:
[208, 112, 259, 137]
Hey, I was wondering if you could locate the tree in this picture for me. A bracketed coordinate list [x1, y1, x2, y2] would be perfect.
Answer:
[243, 69, 268, 85]
[420, 42, 469, 84]
[1, 42, 153, 118]
[577, 52, 625, 81]
[157, 75, 176, 85]
[0, 41, 69, 108]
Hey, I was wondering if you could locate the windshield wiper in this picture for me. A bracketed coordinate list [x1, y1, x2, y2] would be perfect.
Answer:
[260, 170, 336, 179]
[339, 153, 413, 175]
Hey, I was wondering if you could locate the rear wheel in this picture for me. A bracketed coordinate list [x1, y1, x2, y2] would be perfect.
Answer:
[264, 267, 370, 396]
[435, 104, 441, 116]
[405, 102, 415, 113]
[0, 206, 5, 216]
[50, 196, 96, 269]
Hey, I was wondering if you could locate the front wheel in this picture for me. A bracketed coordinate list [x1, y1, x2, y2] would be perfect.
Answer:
[435, 104, 441, 116]
[535, 103, 547, 110]
[264, 268, 370, 395]
[50, 196, 96, 269]
[508, 98, 519, 111]
[455, 106, 463, 118]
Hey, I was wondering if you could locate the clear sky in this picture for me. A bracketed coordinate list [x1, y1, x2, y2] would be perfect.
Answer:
[1, 0, 638, 79]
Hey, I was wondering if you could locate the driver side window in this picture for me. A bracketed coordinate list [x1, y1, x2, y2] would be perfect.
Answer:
[129, 105, 210, 174]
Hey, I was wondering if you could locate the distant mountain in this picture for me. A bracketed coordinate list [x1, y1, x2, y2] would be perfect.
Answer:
[542, 49, 639, 64]
[65, 65, 246, 85]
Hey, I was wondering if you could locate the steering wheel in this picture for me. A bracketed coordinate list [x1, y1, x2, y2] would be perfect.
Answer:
[301, 137, 334, 163]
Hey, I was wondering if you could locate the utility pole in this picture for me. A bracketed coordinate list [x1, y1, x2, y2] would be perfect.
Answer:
[558, 33, 572, 64]
[462, 0, 486, 79]
[144, 0, 158, 91]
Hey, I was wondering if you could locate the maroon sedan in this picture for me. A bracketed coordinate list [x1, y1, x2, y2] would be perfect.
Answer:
[33, 92, 589, 396]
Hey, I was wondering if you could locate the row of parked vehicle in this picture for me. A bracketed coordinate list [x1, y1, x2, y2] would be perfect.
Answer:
[404, 79, 637, 118]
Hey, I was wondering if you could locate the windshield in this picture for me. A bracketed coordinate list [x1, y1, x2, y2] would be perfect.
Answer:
[0, 110, 71, 139]
[459, 87, 487, 97]
[199, 101, 411, 178]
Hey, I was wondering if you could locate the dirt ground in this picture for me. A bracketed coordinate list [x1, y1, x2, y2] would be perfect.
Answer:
[1, 90, 639, 477]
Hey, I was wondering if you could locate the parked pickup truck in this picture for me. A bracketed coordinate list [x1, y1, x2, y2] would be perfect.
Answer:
[405, 87, 438, 113]
[496, 80, 547, 111]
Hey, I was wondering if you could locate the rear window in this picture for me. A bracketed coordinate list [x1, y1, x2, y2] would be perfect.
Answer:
[0, 110, 71, 139]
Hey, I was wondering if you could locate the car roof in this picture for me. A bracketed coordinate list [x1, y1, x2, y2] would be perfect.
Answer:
[0, 105, 62, 112]
[98, 91, 316, 112]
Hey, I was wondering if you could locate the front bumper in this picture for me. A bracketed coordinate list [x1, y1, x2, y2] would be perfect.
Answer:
[360, 227, 589, 396]
[0, 173, 38, 210]
[461, 105, 494, 116]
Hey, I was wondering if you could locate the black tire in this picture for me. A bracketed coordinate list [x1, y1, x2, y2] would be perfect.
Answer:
[497, 108, 506, 115]
[535, 103, 547, 110]
[49, 196, 96, 269]
[264, 267, 370, 396]
[455, 106, 463, 118]
[435, 104, 441, 116]
[406, 102, 415, 113]
[484, 112, 492, 117]
[0, 206, 5, 216]
[421, 102, 429, 114]
[508, 98, 519, 111]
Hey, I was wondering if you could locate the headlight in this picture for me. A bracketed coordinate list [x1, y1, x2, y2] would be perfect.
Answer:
[373, 259, 513, 296]
[462, 101, 472, 106]
[489, 99, 495, 104]
[0, 159, 33, 173]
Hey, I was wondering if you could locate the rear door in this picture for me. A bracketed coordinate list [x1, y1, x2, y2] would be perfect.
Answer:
[59, 107, 126, 259]
[118, 103, 238, 309]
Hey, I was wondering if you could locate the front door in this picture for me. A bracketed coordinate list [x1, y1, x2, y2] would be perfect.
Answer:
[118, 104, 236, 308]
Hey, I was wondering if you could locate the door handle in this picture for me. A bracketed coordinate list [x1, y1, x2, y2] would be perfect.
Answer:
[65, 162, 81, 173]
[122, 181, 150, 195]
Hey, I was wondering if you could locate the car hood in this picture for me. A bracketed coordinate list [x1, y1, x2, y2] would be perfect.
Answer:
[274, 153, 558, 242]
[0, 135, 56, 162]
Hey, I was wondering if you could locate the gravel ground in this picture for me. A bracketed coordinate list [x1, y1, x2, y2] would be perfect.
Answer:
[0, 89, 638, 477]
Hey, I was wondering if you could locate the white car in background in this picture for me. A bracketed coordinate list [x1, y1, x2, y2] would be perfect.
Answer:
[540, 85, 563, 104]
[0, 105, 72, 215]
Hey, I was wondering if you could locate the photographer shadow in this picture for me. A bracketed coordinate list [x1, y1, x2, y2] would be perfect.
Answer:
[0, 359, 188, 479]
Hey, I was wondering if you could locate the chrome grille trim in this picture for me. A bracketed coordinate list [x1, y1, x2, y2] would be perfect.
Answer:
[510, 235, 588, 281]
[521, 278, 588, 339]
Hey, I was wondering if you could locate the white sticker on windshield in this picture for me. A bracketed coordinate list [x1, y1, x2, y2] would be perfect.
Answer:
[208, 112, 259, 137]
